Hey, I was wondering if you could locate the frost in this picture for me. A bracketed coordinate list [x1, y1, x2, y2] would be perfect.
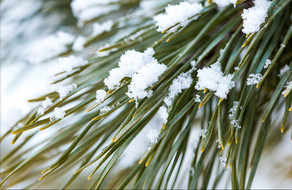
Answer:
[246, 73, 262, 86]
[96, 89, 107, 104]
[241, 0, 271, 34]
[194, 94, 201, 102]
[279, 65, 290, 77]
[158, 106, 168, 124]
[264, 59, 271, 69]
[199, 129, 208, 138]
[229, 101, 241, 129]
[92, 20, 113, 36]
[57, 83, 77, 99]
[126, 61, 167, 102]
[50, 55, 86, 81]
[195, 62, 235, 99]
[164, 72, 193, 107]
[72, 36, 86, 51]
[27, 31, 75, 64]
[50, 107, 65, 122]
[37, 97, 53, 115]
[104, 48, 156, 90]
[154, 1, 203, 33]
[71, 0, 119, 26]
[147, 128, 160, 144]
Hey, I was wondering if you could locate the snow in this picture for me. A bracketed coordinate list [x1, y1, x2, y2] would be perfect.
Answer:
[282, 81, 292, 97]
[71, 0, 119, 26]
[194, 94, 201, 102]
[126, 61, 167, 102]
[96, 89, 107, 104]
[264, 59, 271, 69]
[241, 0, 271, 34]
[27, 31, 75, 64]
[50, 107, 65, 121]
[158, 106, 168, 124]
[219, 157, 227, 167]
[154, 1, 203, 33]
[164, 72, 193, 107]
[50, 55, 86, 81]
[37, 97, 53, 115]
[72, 36, 86, 52]
[247, 73, 262, 86]
[279, 65, 290, 77]
[213, 0, 236, 7]
[228, 101, 241, 129]
[146, 128, 160, 145]
[100, 106, 111, 114]
[57, 83, 77, 99]
[92, 20, 113, 36]
[104, 48, 156, 90]
[199, 128, 208, 138]
[195, 62, 235, 99]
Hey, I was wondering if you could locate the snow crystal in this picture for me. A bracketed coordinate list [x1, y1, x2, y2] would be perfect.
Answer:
[158, 106, 168, 124]
[241, 0, 271, 34]
[282, 81, 292, 97]
[246, 73, 262, 86]
[126, 61, 167, 102]
[50, 55, 86, 80]
[195, 62, 235, 99]
[37, 97, 53, 115]
[27, 31, 75, 64]
[279, 65, 290, 77]
[199, 128, 208, 138]
[50, 107, 65, 121]
[229, 101, 241, 129]
[57, 83, 77, 99]
[104, 48, 156, 90]
[164, 72, 193, 107]
[147, 128, 160, 144]
[264, 59, 271, 69]
[92, 20, 113, 36]
[154, 1, 203, 32]
[72, 36, 86, 51]
[96, 89, 106, 104]
[194, 94, 201, 102]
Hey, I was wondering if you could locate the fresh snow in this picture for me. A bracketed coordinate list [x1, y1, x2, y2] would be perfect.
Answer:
[72, 36, 86, 51]
[104, 48, 157, 90]
[241, 0, 271, 34]
[195, 62, 235, 99]
[199, 128, 208, 138]
[146, 128, 160, 144]
[50, 107, 65, 121]
[158, 106, 168, 124]
[228, 101, 241, 129]
[57, 83, 77, 99]
[213, 0, 236, 7]
[37, 97, 53, 115]
[27, 31, 75, 64]
[50, 55, 86, 81]
[96, 89, 107, 104]
[279, 65, 290, 77]
[154, 1, 203, 33]
[246, 73, 262, 85]
[194, 94, 201, 102]
[264, 59, 271, 69]
[164, 72, 193, 107]
[92, 20, 113, 36]
[126, 61, 167, 102]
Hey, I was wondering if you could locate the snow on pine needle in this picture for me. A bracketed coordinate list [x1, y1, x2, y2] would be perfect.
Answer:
[213, 0, 237, 7]
[241, 0, 271, 34]
[104, 48, 157, 90]
[246, 73, 262, 86]
[195, 62, 235, 99]
[154, 1, 203, 33]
